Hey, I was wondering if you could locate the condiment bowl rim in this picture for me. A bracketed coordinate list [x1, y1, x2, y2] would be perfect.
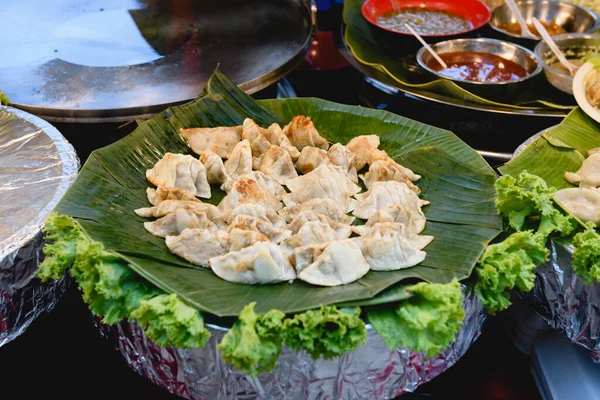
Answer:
[488, 0, 600, 41]
[416, 37, 543, 85]
[534, 32, 600, 82]
[360, 0, 492, 38]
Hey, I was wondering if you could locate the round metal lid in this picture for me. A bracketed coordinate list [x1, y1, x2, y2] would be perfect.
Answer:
[0, 106, 79, 259]
[0, 0, 313, 123]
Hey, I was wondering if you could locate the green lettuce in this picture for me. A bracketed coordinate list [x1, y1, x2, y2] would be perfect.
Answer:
[38, 213, 210, 348]
[572, 224, 600, 285]
[368, 278, 464, 358]
[495, 172, 577, 237]
[217, 302, 285, 377]
[131, 294, 211, 348]
[282, 306, 367, 360]
[0, 91, 8, 105]
[475, 231, 548, 314]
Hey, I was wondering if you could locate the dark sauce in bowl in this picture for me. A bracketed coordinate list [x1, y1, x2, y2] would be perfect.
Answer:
[376, 8, 472, 35]
[428, 52, 528, 83]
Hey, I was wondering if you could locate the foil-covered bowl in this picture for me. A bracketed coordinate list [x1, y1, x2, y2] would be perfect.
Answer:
[96, 286, 485, 399]
[0, 106, 79, 346]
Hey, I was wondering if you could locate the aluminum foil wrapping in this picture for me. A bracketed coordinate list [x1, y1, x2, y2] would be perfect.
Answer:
[0, 106, 79, 346]
[97, 286, 485, 399]
[521, 239, 600, 362]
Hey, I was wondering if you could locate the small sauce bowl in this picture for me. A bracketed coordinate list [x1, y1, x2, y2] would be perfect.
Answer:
[489, 0, 600, 48]
[361, 0, 491, 56]
[534, 33, 600, 94]
[416, 38, 542, 91]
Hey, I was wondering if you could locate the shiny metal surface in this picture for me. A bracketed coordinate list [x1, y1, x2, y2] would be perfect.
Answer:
[0, 105, 78, 346]
[489, 0, 600, 41]
[334, 25, 568, 117]
[416, 38, 542, 85]
[97, 285, 485, 399]
[0, 0, 312, 123]
[535, 33, 600, 95]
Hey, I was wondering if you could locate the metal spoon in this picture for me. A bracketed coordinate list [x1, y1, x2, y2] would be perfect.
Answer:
[404, 23, 448, 69]
[505, 0, 537, 39]
[532, 17, 578, 76]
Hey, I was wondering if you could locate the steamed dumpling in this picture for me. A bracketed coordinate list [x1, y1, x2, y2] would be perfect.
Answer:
[278, 198, 355, 224]
[366, 149, 420, 181]
[263, 123, 301, 160]
[360, 159, 421, 194]
[144, 209, 219, 238]
[346, 135, 380, 171]
[220, 171, 286, 200]
[200, 151, 229, 184]
[352, 181, 428, 220]
[227, 228, 271, 251]
[564, 153, 600, 188]
[228, 214, 292, 243]
[281, 221, 349, 253]
[218, 177, 282, 211]
[294, 240, 370, 286]
[256, 145, 298, 182]
[554, 187, 600, 226]
[146, 153, 211, 198]
[353, 222, 433, 250]
[295, 146, 330, 174]
[242, 118, 264, 143]
[166, 228, 230, 267]
[224, 140, 252, 180]
[283, 164, 361, 212]
[209, 242, 296, 284]
[287, 210, 352, 237]
[327, 143, 358, 182]
[250, 134, 272, 158]
[135, 199, 221, 219]
[220, 203, 287, 227]
[283, 116, 329, 151]
[354, 224, 427, 270]
[357, 204, 426, 235]
[147, 187, 201, 206]
[180, 126, 242, 159]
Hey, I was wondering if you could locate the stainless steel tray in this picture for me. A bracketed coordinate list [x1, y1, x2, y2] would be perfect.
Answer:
[0, 0, 313, 123]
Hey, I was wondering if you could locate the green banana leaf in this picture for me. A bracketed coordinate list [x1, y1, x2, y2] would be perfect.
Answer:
[499, 108, 600, 188]
[54, 70, 501, 317]
[344, 0, 576, 111]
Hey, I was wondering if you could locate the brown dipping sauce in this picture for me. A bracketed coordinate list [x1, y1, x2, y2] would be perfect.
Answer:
[429, 52, 528, 83]
[498, 20, 568, 37]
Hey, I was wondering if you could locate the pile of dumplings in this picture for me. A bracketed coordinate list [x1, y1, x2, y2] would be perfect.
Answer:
[134, 116, 433, 287]
[555, 147, 600, 226]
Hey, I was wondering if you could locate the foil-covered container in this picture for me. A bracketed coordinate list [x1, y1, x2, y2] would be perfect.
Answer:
[97, 286, 485, 399]
[0, 106, 79, 346]
[521, 239, 600, 362]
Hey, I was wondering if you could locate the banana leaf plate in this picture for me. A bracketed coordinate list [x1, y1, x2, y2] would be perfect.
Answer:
[338, 0, 577, 117]
[500, 108, 600, 362]
[42, 69, 504, 397]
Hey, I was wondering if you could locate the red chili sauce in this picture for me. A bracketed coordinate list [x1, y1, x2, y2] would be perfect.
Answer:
[428, 52, 528, 83]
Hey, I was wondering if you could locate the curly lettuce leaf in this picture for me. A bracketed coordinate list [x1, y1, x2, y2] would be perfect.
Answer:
[368, 278, 464, 358]
[495, 172, 577, 237]
[38, 213, 81, 281]
[475, 231, 548, 314]
[572, 224, 600, 285]
[38, 213, 210, 348]
[131, 294, 211, 348]
[218, 302, 285, 377]
[282, 305, 367, 360]
[0, 91, 8, 105]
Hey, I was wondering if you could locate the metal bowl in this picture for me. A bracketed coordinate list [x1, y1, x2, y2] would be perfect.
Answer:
[489, 0, 600, 43]
[416, 38, 542, 86]
[534, 33, 600, 94]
